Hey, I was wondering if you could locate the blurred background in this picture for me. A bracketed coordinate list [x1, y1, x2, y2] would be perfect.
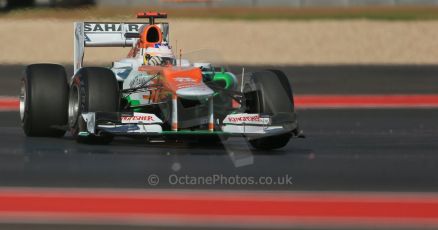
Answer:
[4, 0, 438, 8]
[1, 1, 438, 230]
[2, 0, 438, 65]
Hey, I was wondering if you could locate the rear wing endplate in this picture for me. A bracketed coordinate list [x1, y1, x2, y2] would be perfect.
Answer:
[74, 22, 170, 73]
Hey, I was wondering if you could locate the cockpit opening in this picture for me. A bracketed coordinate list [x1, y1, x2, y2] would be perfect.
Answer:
[146, 27, 160, 43]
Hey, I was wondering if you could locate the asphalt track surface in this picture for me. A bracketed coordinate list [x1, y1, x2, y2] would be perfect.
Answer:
[0, 65, 438, 229]
[1, 108, 438, 191]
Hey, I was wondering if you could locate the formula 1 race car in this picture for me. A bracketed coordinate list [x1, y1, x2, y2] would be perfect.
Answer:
[20, 11, 302, 149]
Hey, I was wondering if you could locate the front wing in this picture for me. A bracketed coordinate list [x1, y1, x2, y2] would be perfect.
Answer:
[78, 112, 298, 138]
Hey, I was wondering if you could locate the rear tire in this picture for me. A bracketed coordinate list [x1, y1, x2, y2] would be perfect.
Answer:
[244, 70, 295, 150]
[69, 67, 119, 144]
[21, 64, 68, 137]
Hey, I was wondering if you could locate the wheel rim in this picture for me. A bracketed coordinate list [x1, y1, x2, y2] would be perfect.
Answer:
[19, 80, 26, 122]
[68, 85, 80, 128]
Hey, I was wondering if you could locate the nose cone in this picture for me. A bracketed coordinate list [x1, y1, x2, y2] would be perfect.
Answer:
[176, 84, 214, 100]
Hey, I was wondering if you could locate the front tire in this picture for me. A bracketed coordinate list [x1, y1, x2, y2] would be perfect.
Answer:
[244, 70, 295, 150]
[21, 64, 68, 137]
[69, 67, 119, 144]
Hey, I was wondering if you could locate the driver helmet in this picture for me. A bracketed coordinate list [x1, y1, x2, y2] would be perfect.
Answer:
[144, 44, 175, 66]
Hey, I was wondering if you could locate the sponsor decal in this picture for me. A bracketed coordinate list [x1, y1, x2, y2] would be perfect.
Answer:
[223, 114, 271, 125]
[84, 23, 145, 33]
[121, 115, 154, 122]
[120, 113, 162, 124]
[227, 115, 261, 123]
[84, 34, 91, 42]
[153, 43, 168, 48]
[174, 77, 197, 89]
[129, 74, 151, 88]
[174, 77, 195, 83]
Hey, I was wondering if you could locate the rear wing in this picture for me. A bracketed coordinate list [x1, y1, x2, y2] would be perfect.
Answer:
[74, 22, 170, 73]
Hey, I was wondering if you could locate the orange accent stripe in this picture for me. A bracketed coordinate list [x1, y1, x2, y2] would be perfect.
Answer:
[0, 97, 19, 111]
[0, 188, 437, 228]
[295, 94, 438, 109]
[3, 95, 438, 112]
